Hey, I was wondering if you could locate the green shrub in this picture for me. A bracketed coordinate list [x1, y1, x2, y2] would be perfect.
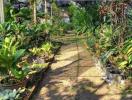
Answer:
[0, 36, 29, 79]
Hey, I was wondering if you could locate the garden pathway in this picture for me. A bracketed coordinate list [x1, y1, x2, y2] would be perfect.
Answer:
[32, 35, 128, 100]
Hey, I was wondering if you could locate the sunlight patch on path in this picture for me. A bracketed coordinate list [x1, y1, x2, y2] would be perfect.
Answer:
[56, 50, 82, 60]
[51, 60, 77, 70]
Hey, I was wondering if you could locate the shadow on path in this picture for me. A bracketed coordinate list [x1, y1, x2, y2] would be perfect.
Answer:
[32, 35, 125, 100]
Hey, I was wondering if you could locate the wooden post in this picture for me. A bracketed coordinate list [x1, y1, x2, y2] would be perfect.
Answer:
[33, 0, 37, 24]
[51, 4, 52, 18]
[44, 0, 48, 23]
[45, 0, 47, 14]
[0, 0, 5, 23]
[51, 2, 53, 21]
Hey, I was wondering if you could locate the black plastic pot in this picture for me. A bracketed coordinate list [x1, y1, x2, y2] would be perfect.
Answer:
[0, 77, 27, 90]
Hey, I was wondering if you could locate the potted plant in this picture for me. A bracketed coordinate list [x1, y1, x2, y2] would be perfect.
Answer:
[41, 42, 53, 62]
[0, 36, 29, 89]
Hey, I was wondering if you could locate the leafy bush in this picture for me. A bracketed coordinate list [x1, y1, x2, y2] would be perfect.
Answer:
[29, 42, 53, 57]
[70, 1, 132, 78]
[0, 36, 29, 79]
[118, 39, 132, 70]
[69, 2, 99, 34]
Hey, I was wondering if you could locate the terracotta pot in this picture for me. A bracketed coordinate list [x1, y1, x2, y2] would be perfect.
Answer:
[0, 77, 28, 90]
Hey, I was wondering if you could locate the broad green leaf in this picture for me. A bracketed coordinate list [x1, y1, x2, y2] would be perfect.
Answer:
[13, 49, 25, 64]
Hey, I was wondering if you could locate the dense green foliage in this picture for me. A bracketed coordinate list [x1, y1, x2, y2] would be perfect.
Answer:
[69, 1, 132, 77]
[0, 0, 54, 81]
[0, 36, 28, 79]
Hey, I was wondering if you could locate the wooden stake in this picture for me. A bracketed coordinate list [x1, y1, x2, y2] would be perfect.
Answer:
[33, 0, 37, 24]
[0, 0, 4, 23]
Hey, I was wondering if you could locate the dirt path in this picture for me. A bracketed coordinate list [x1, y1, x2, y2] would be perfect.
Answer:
[32, 36, 129, 100]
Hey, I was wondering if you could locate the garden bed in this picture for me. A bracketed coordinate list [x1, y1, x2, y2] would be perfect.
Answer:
[0, 41, 62, 99]
[23, 42, 62, 100]
[89, 51, 131, 85]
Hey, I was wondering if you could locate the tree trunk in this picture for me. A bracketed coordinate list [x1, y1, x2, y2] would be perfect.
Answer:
[44, 0, 47, 14]
[0, 0, 4, 23]
[33, 0, 37, 24]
